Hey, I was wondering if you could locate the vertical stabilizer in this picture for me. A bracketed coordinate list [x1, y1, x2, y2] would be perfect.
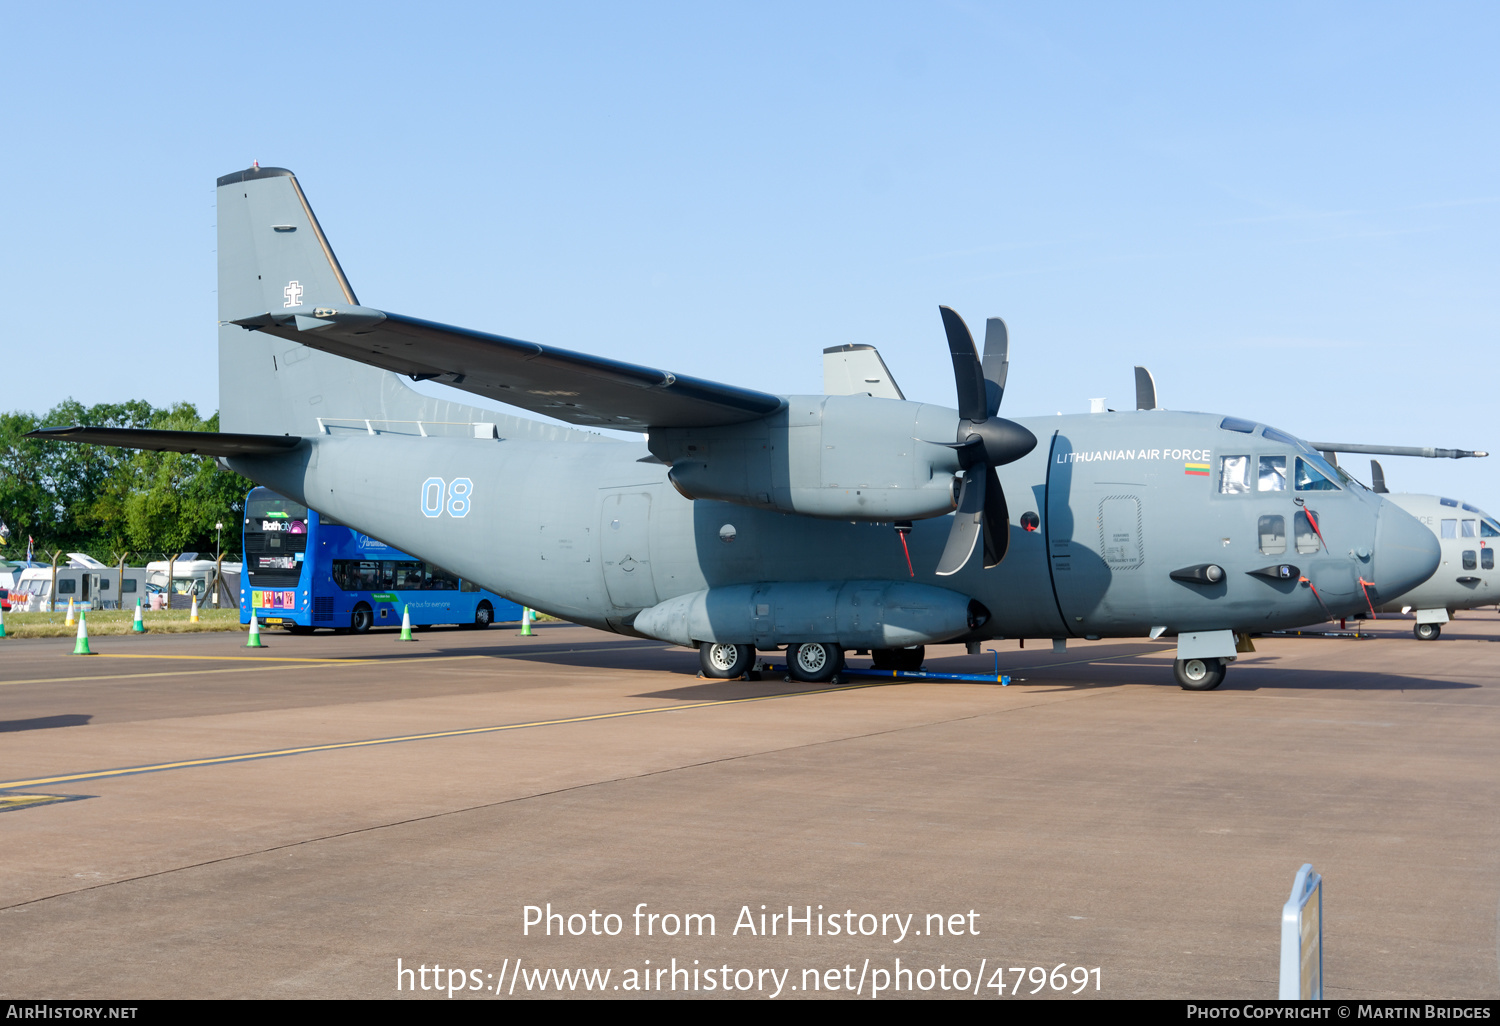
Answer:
[215, 166, 602, 443]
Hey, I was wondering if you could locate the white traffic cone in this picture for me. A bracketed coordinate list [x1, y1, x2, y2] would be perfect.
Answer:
[245, 612, 265, 648]
[190, 594, 199, 623]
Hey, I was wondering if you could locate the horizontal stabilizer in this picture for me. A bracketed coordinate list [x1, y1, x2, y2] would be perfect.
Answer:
[229, 307, 786, 430]
[26, 426, 303, 457]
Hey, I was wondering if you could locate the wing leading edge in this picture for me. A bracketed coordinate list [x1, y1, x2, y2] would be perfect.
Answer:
[229, 307, 785, 431]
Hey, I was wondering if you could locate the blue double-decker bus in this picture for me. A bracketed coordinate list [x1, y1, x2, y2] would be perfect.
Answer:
[240, 487, 521, 633]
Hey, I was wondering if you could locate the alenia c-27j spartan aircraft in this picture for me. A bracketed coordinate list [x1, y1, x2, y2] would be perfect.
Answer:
[31, 166, 1443, 690]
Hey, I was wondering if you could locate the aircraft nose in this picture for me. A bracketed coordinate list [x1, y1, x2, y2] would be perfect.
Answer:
[1370, 498, 1440, 601]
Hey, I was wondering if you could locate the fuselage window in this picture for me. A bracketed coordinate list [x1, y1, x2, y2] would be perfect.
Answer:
[1461, 519, 1477, 538]
[1294, 510, 1320, 554]
[1483, 549, 1495, 570]
[1462, 550, 1477, 570]
[1258, 456, 1286, 492]
[1259, 514, 1286, 555]
[1441, 519, 1457, 539]
[1294, 457, 1339, 491]
[1440, 498, 1458, 508]
[1220, 455, 1251, 494]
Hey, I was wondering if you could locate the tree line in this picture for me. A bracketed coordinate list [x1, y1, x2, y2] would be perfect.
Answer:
[0, 400, 253, 563]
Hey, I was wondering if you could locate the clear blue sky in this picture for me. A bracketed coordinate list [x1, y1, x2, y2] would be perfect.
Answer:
[3, 3, 1495, 511]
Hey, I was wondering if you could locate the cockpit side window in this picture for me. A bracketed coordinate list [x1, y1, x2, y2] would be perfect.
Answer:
[1481, 519, 1500, 538]
[1258, 456, 1286, 492]
[1461, 519, 1477, 538]
[1294, 456, 1340, 491]
[1259, 515, 1286, 554]
[1219, 456, 1251, 494]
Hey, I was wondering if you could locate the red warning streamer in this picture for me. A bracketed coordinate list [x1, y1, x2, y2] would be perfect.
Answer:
[1299, 575, 1333, 621]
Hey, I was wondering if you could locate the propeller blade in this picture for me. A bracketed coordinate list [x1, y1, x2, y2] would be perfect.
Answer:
[939, 306, 988, 424]
[1134, 366, 1157, 411]
[982, 317, 1009, 417]
[936, 469, 985, 576]
[981, 464, 1009, 568]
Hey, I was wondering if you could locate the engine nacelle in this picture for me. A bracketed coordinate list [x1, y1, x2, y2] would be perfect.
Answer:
[633, 580, 988, 649]
[650, 394, 961, 521]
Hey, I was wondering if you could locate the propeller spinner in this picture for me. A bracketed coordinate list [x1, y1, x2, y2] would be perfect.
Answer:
[935, 307, 1037, 576]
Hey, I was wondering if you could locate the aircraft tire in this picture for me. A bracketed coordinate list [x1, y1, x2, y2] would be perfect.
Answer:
[1414, 622, 1441, 641]
[787, 642, 844, 683]
[1174, 657, 1225, 691]
[472, 602, 493, 630]
[350, 604, 373, 634]
[870, 646, 925, 672]
[699, 642, 753, 679]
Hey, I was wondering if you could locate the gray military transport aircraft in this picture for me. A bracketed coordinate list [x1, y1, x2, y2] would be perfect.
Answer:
[1362, 465, 1499, 639]
[29, 166, 1442, 691]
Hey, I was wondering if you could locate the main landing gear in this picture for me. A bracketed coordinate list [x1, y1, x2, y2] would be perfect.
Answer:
[699, 642, 754, 679]
[1174, 657, 1226, 691]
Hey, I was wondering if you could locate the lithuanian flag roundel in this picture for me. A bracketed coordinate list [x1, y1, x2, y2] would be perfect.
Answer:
[1184, 461, 1211, 477]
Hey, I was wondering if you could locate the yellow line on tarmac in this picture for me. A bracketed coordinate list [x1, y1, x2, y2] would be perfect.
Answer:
[0, 681, 888, 790]
[91, 653, 383, 664]
[0, 654, 490, 688]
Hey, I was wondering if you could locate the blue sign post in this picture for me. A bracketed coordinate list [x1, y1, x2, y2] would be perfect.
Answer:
[1279, 863, 1323, 999]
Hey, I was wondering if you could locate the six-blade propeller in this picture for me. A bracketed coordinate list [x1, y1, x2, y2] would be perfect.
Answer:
[934, 306, 1038, 576]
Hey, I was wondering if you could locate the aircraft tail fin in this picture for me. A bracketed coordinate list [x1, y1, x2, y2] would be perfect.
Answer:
[217, 165, 357, 324]
[215, 166, 605, 444]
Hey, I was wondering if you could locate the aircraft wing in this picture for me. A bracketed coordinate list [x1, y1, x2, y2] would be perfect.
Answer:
[24, 426, 303, 456]
[230, 307, 785, 430]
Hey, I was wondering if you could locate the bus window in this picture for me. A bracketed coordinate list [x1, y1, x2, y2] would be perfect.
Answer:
[393, 561, 424, 589]
[1219, 456, 1251, 494]
[246, 487, 310, 586]
[428, 565, 459, 590]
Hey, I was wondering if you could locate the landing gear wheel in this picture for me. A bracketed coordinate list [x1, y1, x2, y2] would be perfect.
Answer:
[1175, 657, 1225, 691]
[787, 642, 844, 683]
[350, 604, 373, 634]
[870, 646, 925, 672]
[1414, 622, 1441, 641]
[699, 642, 754, 679]
[472, 602, 493, 630]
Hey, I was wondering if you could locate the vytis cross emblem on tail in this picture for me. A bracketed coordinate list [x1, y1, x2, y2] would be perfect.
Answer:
[284, 280, 303, 307]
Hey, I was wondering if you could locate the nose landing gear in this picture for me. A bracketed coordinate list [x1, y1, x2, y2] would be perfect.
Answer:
[1175, 657, 1226, 691]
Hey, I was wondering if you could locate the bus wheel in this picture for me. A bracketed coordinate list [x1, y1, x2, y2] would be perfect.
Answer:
[473, 602, 493, 629]
[350, 604, 373, 634]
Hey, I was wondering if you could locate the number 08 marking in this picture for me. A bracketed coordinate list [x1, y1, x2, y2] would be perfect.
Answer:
[420, 477, 473, 519]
